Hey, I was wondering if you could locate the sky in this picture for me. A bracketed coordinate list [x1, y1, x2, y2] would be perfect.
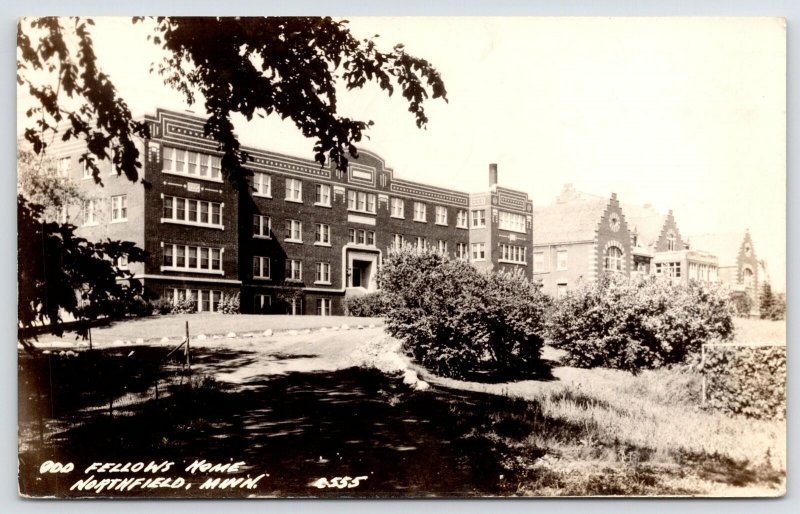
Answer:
[16, 16, 787, 290]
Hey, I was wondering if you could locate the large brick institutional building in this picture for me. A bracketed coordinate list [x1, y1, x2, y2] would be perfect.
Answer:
[56, 109, 533, 315]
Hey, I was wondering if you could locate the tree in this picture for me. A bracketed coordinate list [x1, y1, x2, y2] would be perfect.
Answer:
[17, 197, 148, 347]
[760, 282, 785, 321]
[17, 16, 448, 188]
[17, 147, 86, 221]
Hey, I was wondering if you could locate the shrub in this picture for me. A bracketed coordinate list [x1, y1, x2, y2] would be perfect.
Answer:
[378, 246, 550, 379]
[703, 344, 786, 420]
[546, 274, 734, 373]
[344, 292, 386, 317]
[152, 297, 174, 315]
[170, 298, 196, 314]
[217, 293, 240, 314]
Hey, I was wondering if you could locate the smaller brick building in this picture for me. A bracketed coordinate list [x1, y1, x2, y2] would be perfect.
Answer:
[532, 185, 632, 297]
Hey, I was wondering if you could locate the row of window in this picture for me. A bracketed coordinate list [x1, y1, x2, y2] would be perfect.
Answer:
[253, 294, 332, 316]
[165, 288, 223, 312]
[655, 261, 681, 278]
[500, 244, 527, 264]
[532, 248, 625, 273]
[162, 195, 223, 228]
[251, 257, 331, 284]
[162, 244, 223, 273]
[82, 196, 128, 225]
[163, 147, 222, 181]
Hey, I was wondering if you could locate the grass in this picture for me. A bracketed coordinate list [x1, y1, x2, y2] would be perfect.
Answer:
[731, 317, 786, 345]
[458, 364, 785, 496]
[39, 313, 383, 345]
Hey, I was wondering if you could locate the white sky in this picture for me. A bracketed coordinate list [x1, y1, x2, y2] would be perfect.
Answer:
[16, 16, 786, 290]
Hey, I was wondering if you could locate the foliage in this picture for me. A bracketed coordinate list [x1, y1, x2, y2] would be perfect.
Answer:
[17, 147, 87, 220]
[343, 292, 386, 317]
[377, 246, 550, 379]
[170, 298, 197, 315]
[18, 16, 448, 187]
[731, 292, 753, 318]
[546, 274, 734, 373]
[703, 345, 786, 420]
[151, 297, 174, 315]
[759, 282, 785, 321]
[17, 196, 148, 341]
[217, 293, 240, 314]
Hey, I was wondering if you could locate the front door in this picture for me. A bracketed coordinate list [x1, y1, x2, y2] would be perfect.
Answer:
[352, 267, 362, 288]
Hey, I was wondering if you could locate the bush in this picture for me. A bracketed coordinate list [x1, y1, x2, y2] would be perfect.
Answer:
[344, 292, 386, 317]
[152, 297, 174, 315]
[217, 293, 240, 314]
[703, 344, 786, 420]
[170, 298, 196, 314]
[378, 246, 550, 379]
[546, 274, 734, 373]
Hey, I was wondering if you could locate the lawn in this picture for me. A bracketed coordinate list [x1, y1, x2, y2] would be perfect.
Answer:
[18, 316, 786, 497]
[34, 313, 383, 346]
[732, 317, 786, 345]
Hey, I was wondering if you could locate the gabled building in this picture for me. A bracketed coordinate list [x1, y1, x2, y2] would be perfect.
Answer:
[624, 203, 718, 284]
[688, 231, 759, 315]
[532, 185, 632, 297]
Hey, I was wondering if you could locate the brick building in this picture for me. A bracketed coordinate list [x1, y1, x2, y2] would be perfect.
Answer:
[688, 231, 759, 315]
[624, 203, 718, 284]
[54, 108, 533, 315]
[532, 185, 632, 297]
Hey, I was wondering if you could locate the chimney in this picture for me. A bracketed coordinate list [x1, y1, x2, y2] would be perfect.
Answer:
[489, 163, 498, 187]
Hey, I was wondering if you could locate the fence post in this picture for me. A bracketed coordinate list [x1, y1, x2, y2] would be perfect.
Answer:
[88, 326, 92, 351]
[701, 344, 707, 405]
[185, 321, 190, 369]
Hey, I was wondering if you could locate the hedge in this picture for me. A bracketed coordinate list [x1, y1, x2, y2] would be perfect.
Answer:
[703, 344, 786, 420]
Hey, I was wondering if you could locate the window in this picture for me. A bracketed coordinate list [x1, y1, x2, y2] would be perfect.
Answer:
[471, 210, 486, 227]
[557, 250, 568, 271]
[500, 244, 526, 264]
[456, 243, 469, 260]
[347, 190, 377, 214]
[162, 146, 221, 181]
[253, 214, 271, 238]
[604, 246, 623, 272]
[391, 234, 405, 250]
[162, 196, 223, 228]
[315, 223, 331, 245]
[82, 199, 97, 225]
[285, 219, 303, 242]
[456, 210, 468, 228]
[116, 255, 129, 269]
[254, 172, 271, 197]
[348, 229, 375, 246]
[287, 259, 303, 281]
[666, 231, 677, 251]
[288, 297, 304, 315]
[499, 211, 526, 233]
[162, 244, 223, 274]
[82, 159, 92, 179]
[315, 184, 331, 206]
[437, 240, 448, 253]
[110, 195, 127, 222]
[435, 206, 448, 226]
[253, 256, 271, 279]
[413, 202, 427, 222]
[58, 157, 70, 177]
[471, 243, 485, 260]
[390, 198, 405, 218]
[254, 294, 272, 314]
[415, 237, 427, 250]
[533, 252, 545, 272]
[315, 262, 331, 284]
[655, 261, 681, 278]
[556, 284, 568, 299]
[166, 289, 221, 312]
[316, 298, 332, 316]
[285, 178, 303, 202]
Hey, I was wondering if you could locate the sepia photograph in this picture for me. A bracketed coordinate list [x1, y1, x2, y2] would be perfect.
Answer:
[15, 15, 786, 498]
